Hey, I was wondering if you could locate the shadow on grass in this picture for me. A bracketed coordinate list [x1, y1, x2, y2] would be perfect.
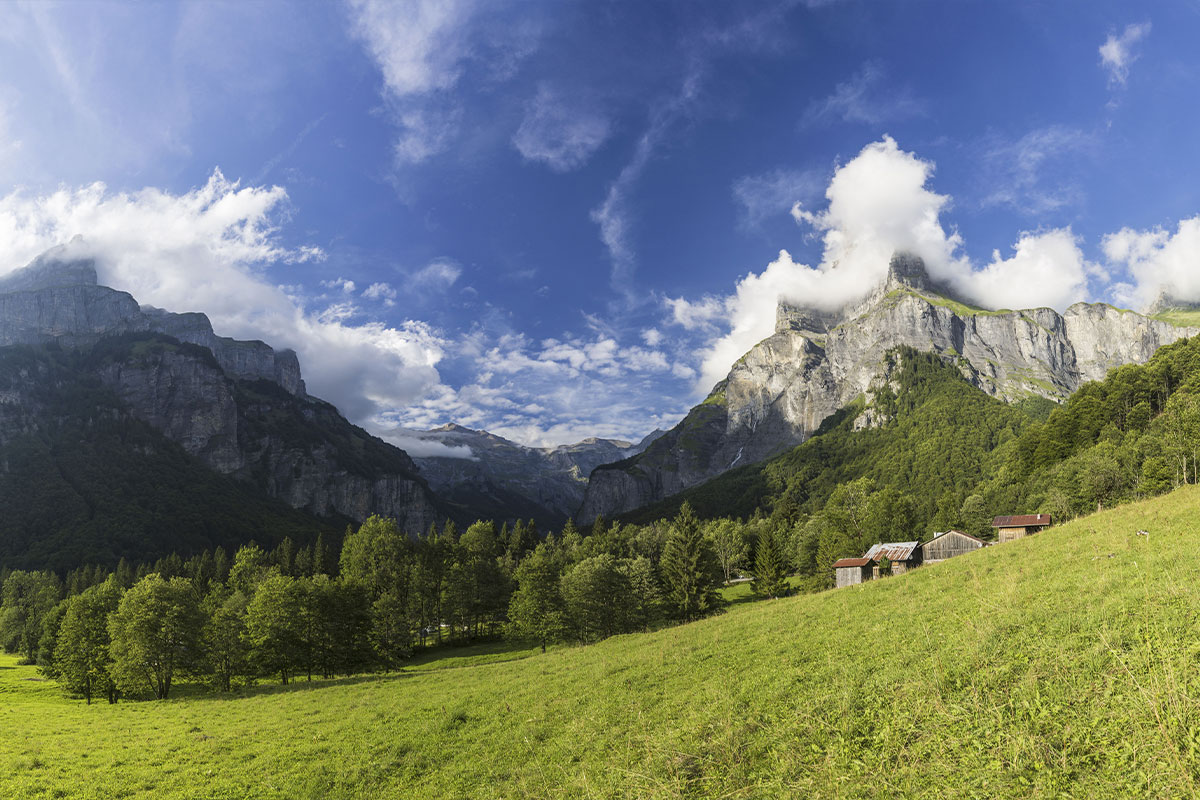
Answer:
[161, 638, 538, 704]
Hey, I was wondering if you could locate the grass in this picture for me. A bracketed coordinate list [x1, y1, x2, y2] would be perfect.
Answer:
[1152, 309, 1200, 328]
[9, 486, 1200, 797]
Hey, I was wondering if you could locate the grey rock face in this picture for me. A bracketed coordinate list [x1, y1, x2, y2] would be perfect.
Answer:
[0, 250, 305, 396]
[0, 245, 438, 534]
[580, 252, 1200, 521]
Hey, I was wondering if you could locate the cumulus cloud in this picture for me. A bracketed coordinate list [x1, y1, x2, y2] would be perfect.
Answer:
[1100, 22, 1151, 86]
[321, 277, 357, 293]
[362, 281, 397, 306]
[0, 170, 447, 425]
[1104, 217, 1200, 309]
[670, 137, 1098, 394]
[513, 84, 611, 172]
[804, 60, 925, 126]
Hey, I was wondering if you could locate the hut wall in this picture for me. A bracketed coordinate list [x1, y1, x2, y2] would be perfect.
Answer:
[835, 567, 862, 588]
[998, 526, 1028, 544]
[922, 533, 985, 562]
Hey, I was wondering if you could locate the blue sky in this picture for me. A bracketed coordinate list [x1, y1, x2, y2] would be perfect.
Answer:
[1, 1, 1199, 451]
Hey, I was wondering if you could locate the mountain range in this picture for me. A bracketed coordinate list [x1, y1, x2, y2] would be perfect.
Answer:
[2, 243, 1197, 569]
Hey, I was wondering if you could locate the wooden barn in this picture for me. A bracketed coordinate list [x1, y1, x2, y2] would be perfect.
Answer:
[920, 530, 987, 564]
[863, 541, 921, 576]
[991, 514, 1052, 543]
[832, 557, 872, 588]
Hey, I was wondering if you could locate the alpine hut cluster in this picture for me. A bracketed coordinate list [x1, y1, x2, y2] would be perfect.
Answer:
[832, 515, 1050, 588]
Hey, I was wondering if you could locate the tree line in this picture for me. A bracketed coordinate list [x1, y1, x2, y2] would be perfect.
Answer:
[0, 503, 799, 702]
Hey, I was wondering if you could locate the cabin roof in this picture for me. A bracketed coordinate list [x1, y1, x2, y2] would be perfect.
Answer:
[832, 557, 871, 568]
[863, 541, 920, 562]
[922, 529, 987, 547]
[991, 514, 1052, 528]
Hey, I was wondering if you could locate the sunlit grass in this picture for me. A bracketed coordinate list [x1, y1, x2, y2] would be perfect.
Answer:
[7, 486, 1200, 797]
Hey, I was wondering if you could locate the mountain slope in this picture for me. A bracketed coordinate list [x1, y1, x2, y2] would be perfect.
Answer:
[0, 246, 444, 568]
[7, 486, 1200, 798]
[0, 343, 340, 570]
[580, 252, 1197, 521]
[403, 424, 662, 527]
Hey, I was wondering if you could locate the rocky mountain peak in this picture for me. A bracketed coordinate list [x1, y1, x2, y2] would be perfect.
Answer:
[883, 251, 937, 294]
[0, 243, 98, 293]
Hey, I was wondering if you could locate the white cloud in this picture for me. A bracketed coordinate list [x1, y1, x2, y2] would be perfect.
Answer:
[967, 230, 1094, 311]
[804, 60, 924, 126]
[670, 137, 1099, 394]
[1100, 22, 1151, 86]
[1104, 217, 1200, 309]
[0, 170, 447, 425]
[320, 277, 356, 293]
[378, 430, 478, 460]
[408, 260, 462, 292]
[345, 0, 542, 166]
[732, 168, 823, 229]
[640, 328, 662, 347]
[980, 126, 1095, 214]
[513, 84, 611, 172]
[362, 281, 397, 306]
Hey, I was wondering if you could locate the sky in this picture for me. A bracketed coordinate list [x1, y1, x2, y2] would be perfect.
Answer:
[1, 0, 1199, 453]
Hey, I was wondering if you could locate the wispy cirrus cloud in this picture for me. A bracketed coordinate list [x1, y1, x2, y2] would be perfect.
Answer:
[803, 60, 925, 127]
[978, 125, 1098, 215]
[513, 84, 611, 172]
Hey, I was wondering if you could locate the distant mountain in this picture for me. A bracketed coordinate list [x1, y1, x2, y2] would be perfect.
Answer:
[402, 424, 664, 528]
[0, 245, 443, 568]
[579, 252, 1199, 522]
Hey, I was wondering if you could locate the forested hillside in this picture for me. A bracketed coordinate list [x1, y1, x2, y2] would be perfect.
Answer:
[625, 337, 1200, 578]
[0, 342, 340, 570]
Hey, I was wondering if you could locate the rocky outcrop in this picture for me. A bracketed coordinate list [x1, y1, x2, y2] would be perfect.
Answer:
[0, 245, 439, 534]
[404, 424, 661, 526]
[0, 246, 304, 396]
[579, 253, 1200, 521]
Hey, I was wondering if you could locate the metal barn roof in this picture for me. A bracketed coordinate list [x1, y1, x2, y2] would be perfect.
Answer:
[863, 541, 920, 562]
[991, 514, 1052, 528]
[832, 557, 871, 568]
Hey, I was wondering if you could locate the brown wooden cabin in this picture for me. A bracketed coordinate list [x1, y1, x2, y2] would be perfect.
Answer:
[991, 514, 1052, 543]
[863, 541, 921, 576]
[832, 557, 872, 588]
[920, 530, 987, 564]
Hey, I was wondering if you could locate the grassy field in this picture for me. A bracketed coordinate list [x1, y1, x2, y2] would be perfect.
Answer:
[8, 488, 1200, 798]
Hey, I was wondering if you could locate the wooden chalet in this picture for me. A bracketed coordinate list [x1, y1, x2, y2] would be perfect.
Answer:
[920, 530, 987, 564]
[991, 514, 1052, 544]
[832, 557, 872, 588]
[863, 541, 922, 576]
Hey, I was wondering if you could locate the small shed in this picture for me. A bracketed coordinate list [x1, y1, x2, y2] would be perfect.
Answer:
[991, 514, 1052, 544]
[863, 541, 921, 576]
[920, 530, 987, 564]
[832, 557, 872, 588]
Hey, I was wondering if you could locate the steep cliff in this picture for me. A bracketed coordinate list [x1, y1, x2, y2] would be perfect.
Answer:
[579, 253, 1199, 521]
[0, 247, 441, 548]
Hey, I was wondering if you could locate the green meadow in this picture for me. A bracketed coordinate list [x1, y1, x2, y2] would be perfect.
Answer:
[8, 487, 1200, 799]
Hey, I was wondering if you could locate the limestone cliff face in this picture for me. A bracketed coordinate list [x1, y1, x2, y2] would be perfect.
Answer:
[579, 253, 1199, 521]
[0, 247, 305, 396]
[0, 246, 439, 534]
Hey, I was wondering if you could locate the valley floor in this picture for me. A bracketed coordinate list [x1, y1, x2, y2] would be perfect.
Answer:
[8, 488, 1200, 798]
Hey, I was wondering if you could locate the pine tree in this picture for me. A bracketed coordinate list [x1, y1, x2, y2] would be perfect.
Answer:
[751, 525, 790, 599]
[659, 503, 723, 621]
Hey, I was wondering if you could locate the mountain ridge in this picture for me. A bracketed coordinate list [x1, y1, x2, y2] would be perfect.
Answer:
[579, 252, 1199, 522]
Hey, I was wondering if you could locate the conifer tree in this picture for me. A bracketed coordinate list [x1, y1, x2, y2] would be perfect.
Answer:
[659, 503, 723, 621]
[751, 525, 790, 599]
